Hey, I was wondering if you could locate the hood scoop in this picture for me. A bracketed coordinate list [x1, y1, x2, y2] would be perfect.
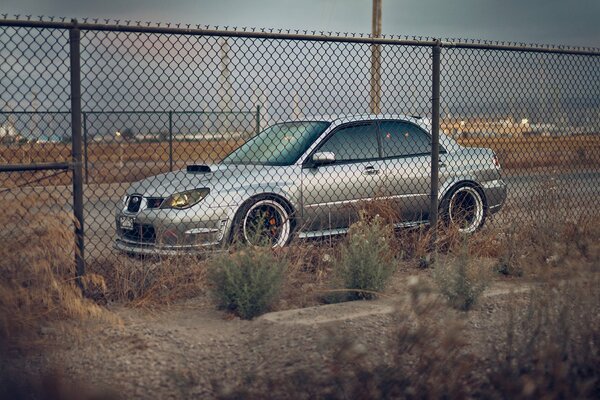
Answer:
[186, 164, 212, 174]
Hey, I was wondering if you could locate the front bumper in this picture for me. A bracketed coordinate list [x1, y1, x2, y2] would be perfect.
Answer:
[114, 206, 232, 255]
[114, 237, 221, 256]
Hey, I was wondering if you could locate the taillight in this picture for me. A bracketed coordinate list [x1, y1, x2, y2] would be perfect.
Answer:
[492, 154, 501, 168]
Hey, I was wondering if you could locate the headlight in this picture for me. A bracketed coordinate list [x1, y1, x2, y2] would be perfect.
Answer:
[160, 188, 210, 209]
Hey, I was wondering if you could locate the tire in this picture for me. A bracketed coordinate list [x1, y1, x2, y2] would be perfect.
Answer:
[441, 184, 486, 234]
[234, 197, 293, 247]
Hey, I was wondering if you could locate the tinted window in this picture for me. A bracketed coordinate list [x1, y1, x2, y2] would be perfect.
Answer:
[318, 123, 379, 162]
[379, 121, 432, 157]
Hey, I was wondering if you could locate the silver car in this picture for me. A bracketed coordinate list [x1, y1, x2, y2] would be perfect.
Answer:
[115, 114, 506, 254]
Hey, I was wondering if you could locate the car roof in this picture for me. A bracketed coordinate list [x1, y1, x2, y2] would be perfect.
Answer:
[304, 113, 423, 124]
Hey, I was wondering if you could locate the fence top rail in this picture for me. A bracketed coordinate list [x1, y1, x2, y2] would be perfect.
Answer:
[0, 111, 70, 115]
[442, 41, 600, 56]
[1, 17, 599, 55]
[82, 110, 258, 115]
[0, 18, 437, 47]
[0, 110, 258, 115]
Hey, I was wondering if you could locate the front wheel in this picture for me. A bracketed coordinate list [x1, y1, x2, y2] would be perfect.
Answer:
[236, 198, 292, 247]
[441, 185, 486, 234]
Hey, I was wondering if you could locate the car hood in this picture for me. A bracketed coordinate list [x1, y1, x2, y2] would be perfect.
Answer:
[126, 163, 298, 198]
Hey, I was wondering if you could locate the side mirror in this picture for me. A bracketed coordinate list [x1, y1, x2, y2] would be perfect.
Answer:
[311, 151, 336, 166]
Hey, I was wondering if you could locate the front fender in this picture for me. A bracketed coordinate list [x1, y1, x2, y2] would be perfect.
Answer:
[213, 183, 301, 239]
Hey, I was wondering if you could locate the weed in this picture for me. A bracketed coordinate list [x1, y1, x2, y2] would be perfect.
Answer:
[332, 213, 396, 301]
[433, 237, 490, 310]
[494, 222, 525, 276]
[208, 246, 286, 319]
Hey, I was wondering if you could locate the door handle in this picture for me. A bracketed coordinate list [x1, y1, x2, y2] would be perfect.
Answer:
[363, 166, 379, 175]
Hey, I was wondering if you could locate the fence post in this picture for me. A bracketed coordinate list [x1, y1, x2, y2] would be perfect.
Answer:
[83, 111, 88, 184]
[168, 111, 173, 172]
[429, 39, 441, 258]
[69, 19, 85, 286]
[255, 105, 261, 135]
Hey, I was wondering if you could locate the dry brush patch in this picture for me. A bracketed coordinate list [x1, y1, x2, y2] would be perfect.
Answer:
[0, 200, 113, 350]
[485, 274, 600, 399]
[87, 254, 208, 308]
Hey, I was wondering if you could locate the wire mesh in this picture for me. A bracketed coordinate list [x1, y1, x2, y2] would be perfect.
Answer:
[0, 25, 74, 259]
[1, 18, 598, 261]
[440, 47, 600, 228]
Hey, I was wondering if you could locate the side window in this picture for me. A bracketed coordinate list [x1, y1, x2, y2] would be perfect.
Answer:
[317, 123, 379, 162]
[380, 121, 435, 157]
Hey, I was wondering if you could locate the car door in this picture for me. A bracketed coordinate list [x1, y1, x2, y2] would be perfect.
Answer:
[301, 122, 385, 232]
[378, 120, 444, 223]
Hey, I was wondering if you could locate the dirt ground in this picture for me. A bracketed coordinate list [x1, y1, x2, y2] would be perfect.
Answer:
[3, 271, 540, 400]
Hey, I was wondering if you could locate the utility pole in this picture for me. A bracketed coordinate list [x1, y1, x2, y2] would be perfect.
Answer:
[370, 0, 382, 115]
[218, 38, 233, 134]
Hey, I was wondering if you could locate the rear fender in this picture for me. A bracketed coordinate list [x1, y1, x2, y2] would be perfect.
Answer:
[438, 177, 484, 204]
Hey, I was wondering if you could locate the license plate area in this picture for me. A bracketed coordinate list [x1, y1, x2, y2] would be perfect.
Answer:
[120, 216, 135, 230]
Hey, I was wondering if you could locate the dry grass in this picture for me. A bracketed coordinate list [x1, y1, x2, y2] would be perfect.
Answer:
[87, 254, 208, 308]
[0, 200, 112, 350]
[457, 134, 600, 171]
[467, 191, 600, 279]
[486, 274, 600, 398]
[277, 242, 336, 309]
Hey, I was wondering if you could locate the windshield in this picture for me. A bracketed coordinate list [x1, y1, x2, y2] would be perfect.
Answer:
[222, 121, 331, 165]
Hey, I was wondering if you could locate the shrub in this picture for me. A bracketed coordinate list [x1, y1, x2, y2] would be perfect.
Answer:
[333, 213, 396, 300]
[434, 238, 489, 310]
[208, 247, 286, 319]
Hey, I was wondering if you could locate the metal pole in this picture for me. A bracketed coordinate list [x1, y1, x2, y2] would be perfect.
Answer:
[255, 105, 261, 135]
[83, 112, 88, 184]
[429, 40, 441, 256]
[169, 111, 173, 172]
[369, 0, 382, 114]
[70, 19, 85, 286]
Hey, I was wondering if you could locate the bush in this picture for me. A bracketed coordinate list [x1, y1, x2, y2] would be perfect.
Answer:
[434, 238, 489, 310]
[333, 213, 396, 301]
[208, 247, 286, 319]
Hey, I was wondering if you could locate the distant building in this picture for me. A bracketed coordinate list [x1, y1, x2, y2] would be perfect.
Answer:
[0, 122, 21, 143]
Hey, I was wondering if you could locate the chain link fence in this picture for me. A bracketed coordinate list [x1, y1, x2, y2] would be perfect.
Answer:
[1, 18, 599, 274]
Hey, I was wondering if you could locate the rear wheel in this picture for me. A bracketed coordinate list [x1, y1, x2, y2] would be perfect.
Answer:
[442, 185, 486, 234]
[236, 198, 292, 247]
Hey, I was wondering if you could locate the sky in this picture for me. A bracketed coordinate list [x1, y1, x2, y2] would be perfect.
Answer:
[2, 0, 600, 48]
